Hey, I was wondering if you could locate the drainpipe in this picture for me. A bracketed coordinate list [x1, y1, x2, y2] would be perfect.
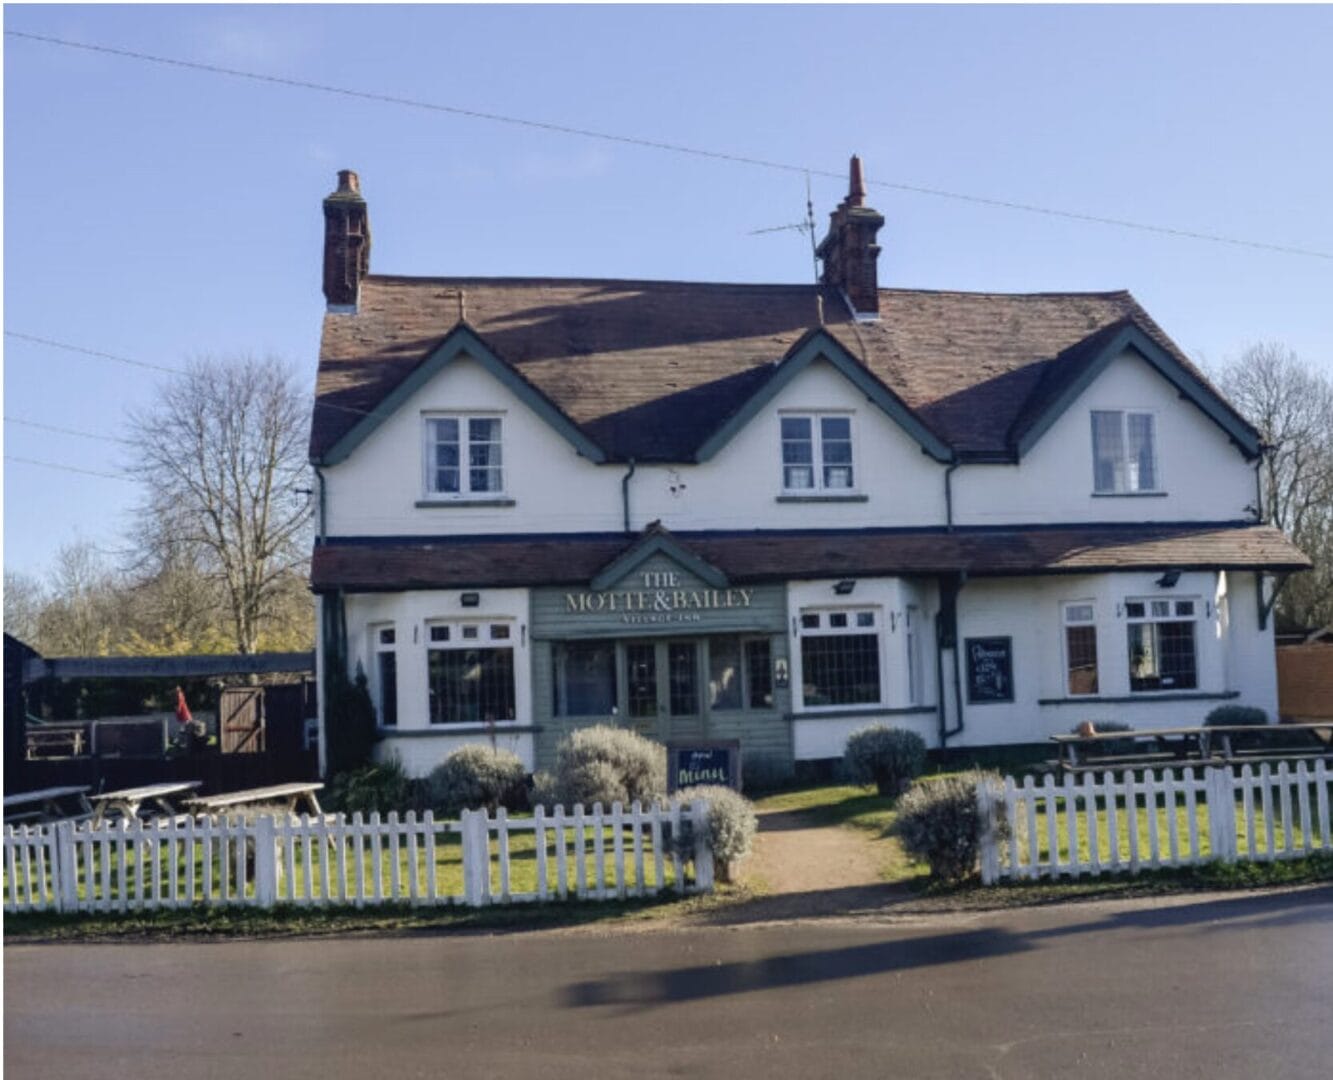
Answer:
[1251, 452, 1265, 524]
[944, 461, 961, 531]
[938, 573, 967, 746]
[621, 458, 637, 533]
[313, 465, 328, 542]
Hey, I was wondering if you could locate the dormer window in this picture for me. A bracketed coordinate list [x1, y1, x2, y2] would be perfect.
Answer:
[1092, 410, 1158, 494]
[424, 415, 503, 497]
[781, 414, 855, 492]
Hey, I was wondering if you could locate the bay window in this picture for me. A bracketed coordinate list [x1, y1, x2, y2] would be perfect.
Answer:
[427, 622, 516, 724]
[1126, 598, 1197, 692]
[798, 608, 881, 707]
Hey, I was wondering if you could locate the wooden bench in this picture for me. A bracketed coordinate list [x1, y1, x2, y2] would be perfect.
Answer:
[183, 782, 325, 818]
[88, 781, 203, 826]
[1051, 722, 1333, 773]
[3, 785, 94, 824]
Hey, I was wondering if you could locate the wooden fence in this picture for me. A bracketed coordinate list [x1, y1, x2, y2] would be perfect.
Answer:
[3, 800, 713, 915]
[978, 761, 1332, 883]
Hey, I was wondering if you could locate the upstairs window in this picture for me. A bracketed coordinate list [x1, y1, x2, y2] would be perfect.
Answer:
[424, 415, 503, 497]
[1126, 598, 1197, 692]
[781, 414, 855, 492]
[1092, 410, 1157, 494]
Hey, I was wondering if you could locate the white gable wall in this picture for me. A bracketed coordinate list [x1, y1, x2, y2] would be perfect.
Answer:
[953, 349, 1255, 526]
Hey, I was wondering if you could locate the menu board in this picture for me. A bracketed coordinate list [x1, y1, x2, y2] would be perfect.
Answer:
[667, 741, 742, 793]
[966, 637, 1014, 704]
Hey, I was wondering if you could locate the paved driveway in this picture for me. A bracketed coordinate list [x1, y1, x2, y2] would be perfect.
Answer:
[6, 886, 1332, 1079]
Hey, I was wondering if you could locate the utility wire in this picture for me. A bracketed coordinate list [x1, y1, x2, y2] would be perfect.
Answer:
[5, 416, 133, 444]
[7, 28, 1330, 262]
[4, 455, 135, 481]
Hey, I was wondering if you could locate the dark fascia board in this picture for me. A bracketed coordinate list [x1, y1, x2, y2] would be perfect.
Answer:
[316, 323, 607, 466]
[590, 530, 730, 590]
[692, 328, 955, 464]
[1013, 323, 1262, 460]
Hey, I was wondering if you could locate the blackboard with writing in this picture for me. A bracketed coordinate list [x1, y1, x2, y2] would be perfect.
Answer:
[667, 741, 742, 793]
[966, 637, 1014, 704]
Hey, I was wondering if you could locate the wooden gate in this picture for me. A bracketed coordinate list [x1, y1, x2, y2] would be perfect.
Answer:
[219, 687, 265, 754]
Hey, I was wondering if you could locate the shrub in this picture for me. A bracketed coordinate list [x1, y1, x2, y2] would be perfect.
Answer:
[891, 770, 1004, 884]
[1072, 720, 1137, 757]
[1205, 704, 1270, 751]
[428, 745, 528, 816]
[325, 756, 418, 816]
[844, 725, 928, 795]
[541, 725, 666, 808]
[324, 669, 378, 775]
[678, 784, 758, 881]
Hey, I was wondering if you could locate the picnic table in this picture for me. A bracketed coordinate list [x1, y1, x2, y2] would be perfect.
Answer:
[88, 781, 203, 826]
[1051, 722, 1333, 773]
[3, 785, 94, 825]
[183, 782, 325, 818]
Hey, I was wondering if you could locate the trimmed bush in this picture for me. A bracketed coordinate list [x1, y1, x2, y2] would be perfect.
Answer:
[844, 725, 928, 796]
[325, 756, 419, 816]
[1205, 704, 1270, 751]
[892, 770, 1004, 884]
[428, 745, 528, 816]
[1072, 720, 1137, 757]
[679, 784, 758, 882]
[541, 725, 666, 808]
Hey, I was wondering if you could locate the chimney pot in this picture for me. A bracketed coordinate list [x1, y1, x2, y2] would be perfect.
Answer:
[847, 155, 866, 207]
[337, 169, 361, 195]
[815, 156, 885, 317]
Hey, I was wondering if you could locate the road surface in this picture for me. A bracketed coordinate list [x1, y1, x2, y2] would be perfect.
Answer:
[6, 886, 1332, 1079]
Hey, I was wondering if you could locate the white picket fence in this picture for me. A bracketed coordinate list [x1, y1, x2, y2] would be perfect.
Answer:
[2, 799, 713, 915]
[978, 761, 1333, 884]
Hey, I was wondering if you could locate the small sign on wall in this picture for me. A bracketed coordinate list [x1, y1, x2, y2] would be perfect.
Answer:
[667, 740, 742, 793]
[966, 637, 1014, 704]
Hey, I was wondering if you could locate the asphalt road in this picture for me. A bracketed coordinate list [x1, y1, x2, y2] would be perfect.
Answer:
[6, 886, 1332, 1080]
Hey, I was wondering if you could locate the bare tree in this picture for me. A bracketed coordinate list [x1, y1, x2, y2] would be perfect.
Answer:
[126, 356, 313, 654]
[4, 569, 46, 645]
[33, 541, 123, 655]
[1217, 343, 1333, 630]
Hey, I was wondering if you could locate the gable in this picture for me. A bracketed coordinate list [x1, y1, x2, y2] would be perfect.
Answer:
[590, 528, 729, 591]
[693, 328, 954, 464]
[1009, 322, 1260, 460]
[315, 323, 606, 466]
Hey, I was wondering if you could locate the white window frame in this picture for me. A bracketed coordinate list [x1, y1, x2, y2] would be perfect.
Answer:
[1124, 596, 1199, 693]
[779, 411, 857, 494]
[796, 606, 883, 708]
[425, 619, 518, 725]
[905, 605, 923, 706]
[1091, 408, 1160, 495]
[422, 412, 505, 499]
[1061, 601, 1099, 698]
[369, 624, 398, 727]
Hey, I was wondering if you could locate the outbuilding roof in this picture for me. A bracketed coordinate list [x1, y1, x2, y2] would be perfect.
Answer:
[311, 276, 1259, 465]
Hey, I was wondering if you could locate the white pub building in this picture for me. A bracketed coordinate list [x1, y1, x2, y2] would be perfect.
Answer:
[309, 162, 1308, 780]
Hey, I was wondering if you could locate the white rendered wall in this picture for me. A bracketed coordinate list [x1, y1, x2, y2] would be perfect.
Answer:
[343, 588, 534, 776]
[953, 350, 1256, 526]
[322, 355, 946, 537]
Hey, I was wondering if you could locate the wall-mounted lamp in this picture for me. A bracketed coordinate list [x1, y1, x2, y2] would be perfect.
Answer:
[833, 579, 856, 596]
[460, 592, 481, 608]
[1155, 570, 1181, 589]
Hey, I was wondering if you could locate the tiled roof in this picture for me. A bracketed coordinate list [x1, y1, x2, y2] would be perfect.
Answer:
[310, 523, 1309, 592]
[312, 276, 1244, 463]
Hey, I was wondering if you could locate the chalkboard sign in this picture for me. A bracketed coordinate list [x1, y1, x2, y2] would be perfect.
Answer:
[966, 637, 1014, 704]
[667, 740, 742, 793]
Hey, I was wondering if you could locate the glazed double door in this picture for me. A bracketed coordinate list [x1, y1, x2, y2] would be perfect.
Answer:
[623, 638, 705, 741]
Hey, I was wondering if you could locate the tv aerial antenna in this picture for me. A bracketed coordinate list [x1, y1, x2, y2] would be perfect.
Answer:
[748, 172, 820, 287]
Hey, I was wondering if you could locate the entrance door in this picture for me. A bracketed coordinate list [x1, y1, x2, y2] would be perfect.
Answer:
[622, 639, 703, 742]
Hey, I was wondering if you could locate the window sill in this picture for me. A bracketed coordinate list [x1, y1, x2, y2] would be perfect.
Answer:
[1037, 690, 1239, 706]
[1090, 491, 1168, 498]
[415, 497, 516, 508]
[776, 493, 869, 504]
[380, 724, 542, 736]
[785, 705, 933, 721]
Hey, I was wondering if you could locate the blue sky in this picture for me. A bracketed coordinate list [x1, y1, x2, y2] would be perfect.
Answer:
[5, 4, 1332, 580]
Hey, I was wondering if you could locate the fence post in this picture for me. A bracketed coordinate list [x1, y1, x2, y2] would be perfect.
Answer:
[1205, 767, 1236, 863]
[54, 821, 78, 913]
[689, 799, 714, 892]
[977, 778, 998, 886]
[253, 815, 277, 907]
[460, 810, 488, 908]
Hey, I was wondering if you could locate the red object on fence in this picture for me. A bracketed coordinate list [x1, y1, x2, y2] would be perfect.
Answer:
[174, 686, 193, 726]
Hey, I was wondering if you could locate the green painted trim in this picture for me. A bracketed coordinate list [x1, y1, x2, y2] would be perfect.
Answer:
[785, 705, 937, 722]
[693, 329, 954, 464]
[775, 493, 870, 504]
[590, 530, 729, 590]
[1036, 691, 1240, 706]
[1014, 324, 1261, 460]
[317, 324, 607, 466]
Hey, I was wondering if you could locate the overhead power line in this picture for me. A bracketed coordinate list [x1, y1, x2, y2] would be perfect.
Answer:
[5, 416, 132, 444]
[7, 28, 1331, 262]
[5, 330, 184, 374]
[4, 455, 135, 482]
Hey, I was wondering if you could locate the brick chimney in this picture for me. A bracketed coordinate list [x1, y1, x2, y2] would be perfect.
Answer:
[816, 155, 885, 318]
[322, 170, 371, 310]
